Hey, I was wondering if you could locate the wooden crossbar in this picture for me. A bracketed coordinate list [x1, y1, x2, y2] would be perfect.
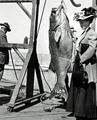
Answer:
[0, 0, 32, 2]
[0, 43, 29, 49]
[7, 0, 44, 112]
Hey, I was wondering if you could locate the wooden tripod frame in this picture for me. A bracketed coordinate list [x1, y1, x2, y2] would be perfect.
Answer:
[0, 0, 44, 111]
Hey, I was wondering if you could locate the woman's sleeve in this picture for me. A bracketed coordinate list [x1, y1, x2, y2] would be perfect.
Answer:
[80, 31, 97, 63]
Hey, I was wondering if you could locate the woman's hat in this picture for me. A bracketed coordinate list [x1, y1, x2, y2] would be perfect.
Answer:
[0, 22, 11, 32]
[74, 7, 97, 21]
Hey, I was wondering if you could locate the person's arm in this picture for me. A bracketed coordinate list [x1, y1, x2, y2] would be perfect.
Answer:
[0, 34, 11, 50]
[80, 31, 97, 63]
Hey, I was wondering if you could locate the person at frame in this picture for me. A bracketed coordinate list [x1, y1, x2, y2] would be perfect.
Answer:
[66, 7, 97, 120]
[0, 22, 11, 81]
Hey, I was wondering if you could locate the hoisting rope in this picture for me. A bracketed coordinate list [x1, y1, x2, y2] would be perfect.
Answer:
[35, 0, 53, 93]
[35, 0, 60, 108]
[40, 66, 52, 92]
[9, 50, 18, 81]
[39, 0, 68, 112]
[37, 0, 47, 35]
[39, 67, 60, 112]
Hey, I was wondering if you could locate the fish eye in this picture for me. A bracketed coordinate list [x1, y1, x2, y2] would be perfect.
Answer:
[52, 10, 56, 14]
[51, 8, 57, 14]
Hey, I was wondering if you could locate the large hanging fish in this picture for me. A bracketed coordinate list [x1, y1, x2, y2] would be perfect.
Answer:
[49, 0, 73, 100]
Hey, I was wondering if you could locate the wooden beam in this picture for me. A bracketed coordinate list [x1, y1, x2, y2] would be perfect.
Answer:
[0, 43, 29, 49]
[14, 93, 43, 107]
[13, 48, 25, 62]
[0, 0, 32, 2]
[7, 0, 44, 110]
[26, 0, 40, 98]
[17, 2, 31, 19]
[92, 0, 97, 30]
[8, 0, 38, 108]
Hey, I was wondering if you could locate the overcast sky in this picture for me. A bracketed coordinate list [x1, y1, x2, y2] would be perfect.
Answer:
[0, 0, 93, 54]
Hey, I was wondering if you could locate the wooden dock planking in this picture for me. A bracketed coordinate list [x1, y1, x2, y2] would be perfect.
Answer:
[0, 81, 15, 95]
[0, 80, 26, 97]
[0, 79, 75, 120]
[0, 97, 76, 120]
[0, 79, 76, 120]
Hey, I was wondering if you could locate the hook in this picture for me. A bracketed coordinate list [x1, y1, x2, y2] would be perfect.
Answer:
[70, 0, 81, 7]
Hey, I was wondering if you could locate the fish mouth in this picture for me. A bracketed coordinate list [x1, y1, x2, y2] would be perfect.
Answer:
[51, 8, 58, 15]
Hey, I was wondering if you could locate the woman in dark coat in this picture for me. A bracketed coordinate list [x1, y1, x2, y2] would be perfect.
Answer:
[0, 22, 11, 81]
[66, 7, 97, 120]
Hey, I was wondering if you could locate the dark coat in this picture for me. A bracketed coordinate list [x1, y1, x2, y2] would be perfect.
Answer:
[0, 30, 9, 65]
[80, 27, 97, 83]
[66, 27, 97, 119]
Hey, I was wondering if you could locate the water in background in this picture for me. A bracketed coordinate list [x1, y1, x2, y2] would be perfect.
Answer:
[8, 51, 50, 67]
[3, 51, 56, 92]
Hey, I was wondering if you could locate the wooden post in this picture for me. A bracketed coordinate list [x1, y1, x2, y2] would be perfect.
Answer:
[92, 0, 97, 30]
[8, 0, 38, 108]
[0, 0, 44, 111]
[17, 2, 31, 19]
[7, 0, 44, 111]
[26, 0, 44, 98]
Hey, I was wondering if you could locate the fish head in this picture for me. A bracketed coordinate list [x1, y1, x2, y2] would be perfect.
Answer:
[49, 5, 69, 31]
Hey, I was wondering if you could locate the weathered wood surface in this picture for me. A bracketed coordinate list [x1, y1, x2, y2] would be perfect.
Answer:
[17, 2, 31, 19]
[0, 69, 75, 120]
[0, 43, 29, 49]
[0, 95, 76, 120]
[8, 0, 39, 108]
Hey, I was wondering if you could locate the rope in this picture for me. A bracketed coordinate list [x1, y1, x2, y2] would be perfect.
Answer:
[37, 0, 47, 36]
[39, 1, 71, 111]
[9, 50, 18, 81]
[39, 65, 62, 112]
[40, 65, 52, 92]
[32, 0, 53, 105]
